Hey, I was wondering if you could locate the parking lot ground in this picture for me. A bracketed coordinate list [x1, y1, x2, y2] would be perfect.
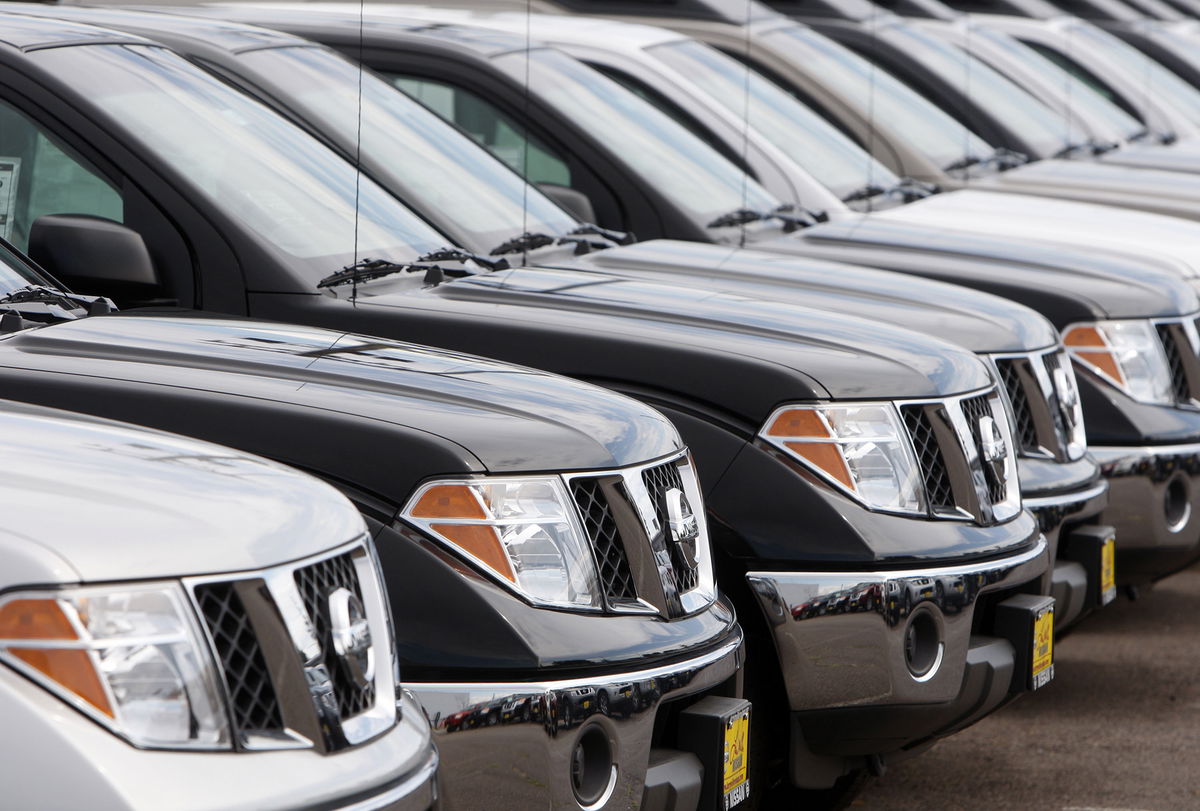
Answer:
[853, 561, 1200, 810]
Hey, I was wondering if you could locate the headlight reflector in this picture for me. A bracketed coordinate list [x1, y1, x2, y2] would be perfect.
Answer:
[406, 477, 602, 610]
[0, 584, 229, 749]
[1064, 321, 1174, 405]
[762, 403, 924, 514]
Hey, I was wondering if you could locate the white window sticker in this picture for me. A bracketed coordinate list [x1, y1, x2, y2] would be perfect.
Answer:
[0, 158, 20, 242]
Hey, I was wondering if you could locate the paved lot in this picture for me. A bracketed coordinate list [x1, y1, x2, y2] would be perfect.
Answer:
[852, 562, 1200, 810]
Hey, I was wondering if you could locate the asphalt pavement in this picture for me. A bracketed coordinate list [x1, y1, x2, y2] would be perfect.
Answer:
[852, 562, 1200, 810]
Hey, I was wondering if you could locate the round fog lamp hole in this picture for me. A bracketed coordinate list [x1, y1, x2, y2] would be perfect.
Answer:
[904, 610, 943, 681]
[571, 724, 615, 808]
[1164, 474, 1191, 533]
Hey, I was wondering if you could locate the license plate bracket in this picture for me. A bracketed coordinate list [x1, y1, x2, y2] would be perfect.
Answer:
[678, 696, 752, 810]
[995, 593, 1056, 692]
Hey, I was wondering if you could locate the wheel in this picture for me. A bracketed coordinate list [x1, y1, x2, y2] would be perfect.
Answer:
[597, 691, 610, 717]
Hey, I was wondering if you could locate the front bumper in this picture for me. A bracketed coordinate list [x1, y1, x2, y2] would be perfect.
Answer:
[1091, 442, 1200, 580]
[412, 626, 744, 811]
[1023, 478, 1111, 630]
[0, 675, 438, 811]
[746, 537, 1051, 783]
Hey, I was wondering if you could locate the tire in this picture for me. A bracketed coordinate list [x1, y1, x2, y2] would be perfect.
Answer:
[598, 691, 610, 717]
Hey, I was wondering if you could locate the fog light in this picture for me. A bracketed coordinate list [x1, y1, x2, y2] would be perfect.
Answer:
[904, 609, 943, 681]
[571, 724, 616, 808]
[1164, 473, 1190, 533]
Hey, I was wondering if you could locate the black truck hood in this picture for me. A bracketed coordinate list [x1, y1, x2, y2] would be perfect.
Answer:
[758, 217, 1199, 325]
[351, 266, 993, 408]
[0, 313, 681, 475]
[557, 239, 1059, 353]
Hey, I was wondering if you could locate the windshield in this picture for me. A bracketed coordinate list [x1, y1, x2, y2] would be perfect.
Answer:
[973, 27, 1144, 142]
[761, 25, 992, 172]
[650, 39, 899, 200]
[1065, 23, 1200, 125]
[0, 238, 51, 295]
[238, 46, 579, 253]
[498, 47, 780, 227]
[884, 25, 1071, 159]
[32, 45, 448, 282]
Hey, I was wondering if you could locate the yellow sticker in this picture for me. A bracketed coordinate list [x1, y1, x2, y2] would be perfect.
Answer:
[723, 712, 750, 802]
[1031, 607, 1054, 690]
[1100, 537, 1117, 606]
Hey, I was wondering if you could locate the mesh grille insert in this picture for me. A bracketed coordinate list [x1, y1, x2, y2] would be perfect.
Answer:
[570, 477, 638, 602]
[1157, 324, 1191, 405]
[642, 461, 699, 594]
[902, 405, 955, 512]
[961, 394, 1007, 506]
[195, 582, 282, 736]
[996, 359, 1039, 453]
[294, 552, 375, 720]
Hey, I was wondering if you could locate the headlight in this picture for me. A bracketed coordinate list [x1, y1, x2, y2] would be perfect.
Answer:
[0, 583, 229, 749]
[761, 403, 924, 515]
[403, 476, 602, 610]
[1063, 321, 1174, 405]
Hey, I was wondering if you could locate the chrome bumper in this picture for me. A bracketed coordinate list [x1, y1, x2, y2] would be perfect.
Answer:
[411, 629, 744, 811]
[745, 537, 1049, 712]
[1091, 443, 1200, 555]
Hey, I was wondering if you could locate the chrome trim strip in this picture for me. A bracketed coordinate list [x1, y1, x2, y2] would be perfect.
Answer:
[749, 534, 1047, 584]
[1090, 442, 1200, 463]
[1022, 480, 1109, 510]
[333, 747, 439, 811]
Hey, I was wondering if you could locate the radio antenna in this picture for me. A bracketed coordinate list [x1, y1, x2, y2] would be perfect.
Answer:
[736, 0, 754, 248]
[350, 0, 365, 303]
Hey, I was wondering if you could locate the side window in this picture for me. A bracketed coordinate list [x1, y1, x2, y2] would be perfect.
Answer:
[1022, 41, 1143, 121]
[0, 100, 123, 251]
[389, 74, 572, 186]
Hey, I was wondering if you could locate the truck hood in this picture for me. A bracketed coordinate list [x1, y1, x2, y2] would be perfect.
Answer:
[556, 239, 1058, 353]
[0, 402, 365, 583]
[0, 314, 681, 475]
[1100, 138, 1200, 173]
[877, 189, 1200, 279]
[366, 266, 994, 404]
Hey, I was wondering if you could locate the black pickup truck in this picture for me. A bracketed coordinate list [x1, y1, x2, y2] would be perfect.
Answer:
[0, 15, 1055, 805]
[217, 3, 1200, 587]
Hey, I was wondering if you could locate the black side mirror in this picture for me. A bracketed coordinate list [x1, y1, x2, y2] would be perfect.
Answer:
[536, 183, 597, 224]
[28, 214, 160, 302]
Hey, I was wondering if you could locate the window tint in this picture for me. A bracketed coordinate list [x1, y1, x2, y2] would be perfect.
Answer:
[0, 100, 122, 251]
[391, 75, 572, 187]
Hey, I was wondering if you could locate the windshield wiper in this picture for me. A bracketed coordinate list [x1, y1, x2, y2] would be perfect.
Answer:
[841, 183, 887, 204]
[1053, 140, 1117, 159]
[488, 232, 558, 256]
[0, 284, 113, 316]
[943, 153, 986, 173]
[887, 177, 941, 202]
[568, 222, 635, 246]
[985, 147, 1029, 169]
[414, 247, 510, 270]
[707, 204, 817, 233]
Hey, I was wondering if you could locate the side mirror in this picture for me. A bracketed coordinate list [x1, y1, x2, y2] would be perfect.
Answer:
[28, 214, 159, 300]
[537, 183, 596, 224]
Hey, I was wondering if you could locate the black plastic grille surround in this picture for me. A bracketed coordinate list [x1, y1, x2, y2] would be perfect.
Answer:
[996, 359, 1039, 453]
[902, 405, 955, 512]
[961, 394, 1007, 506]
[570, 477, 638, 602]
[195, 582, 283, 736]
[642, 461, 700, 594]
[1157, 324, 1192, 405]
[293, 552, 376, 720]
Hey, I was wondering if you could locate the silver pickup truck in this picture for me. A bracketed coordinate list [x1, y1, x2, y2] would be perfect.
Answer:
[0, 402, 438, 811]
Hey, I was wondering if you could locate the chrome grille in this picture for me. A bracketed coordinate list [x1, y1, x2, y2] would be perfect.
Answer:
[1156, 323, 1192, 405]
[643, 460, 700, 594]
[570, 477, 638, 601]
[294, 551, 376, 719]
[901, 404, 956, 512]
[961, 393, 1007, 506]
[195, 582, 282, 736]
[188, 539, 395, 753]
[995, 358, 1039, 453]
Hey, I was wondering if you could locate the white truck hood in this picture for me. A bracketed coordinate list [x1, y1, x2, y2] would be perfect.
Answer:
[0, 403, 365, 586]
[877, 189, 1200, 279]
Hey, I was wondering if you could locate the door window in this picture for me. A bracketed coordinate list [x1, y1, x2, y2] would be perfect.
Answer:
[0, 100, 123, 251]
[390, 74, 572, 187]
